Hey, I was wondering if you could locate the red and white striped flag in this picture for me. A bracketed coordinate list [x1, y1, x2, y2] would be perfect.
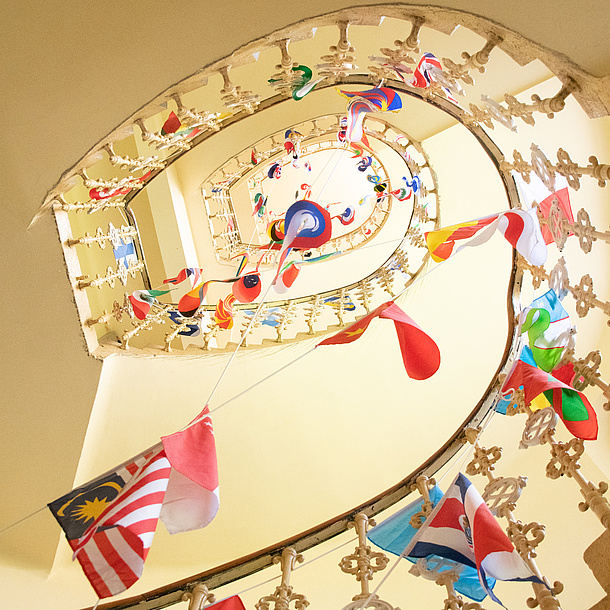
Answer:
[71, 449, 171, 598]
[56, 407, 219, 599]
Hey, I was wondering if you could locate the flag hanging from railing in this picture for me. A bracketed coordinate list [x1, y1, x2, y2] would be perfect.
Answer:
[403, 473, 544, 606]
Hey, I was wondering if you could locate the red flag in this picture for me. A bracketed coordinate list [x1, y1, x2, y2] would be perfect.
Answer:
[537, 186, 573, 245]
[513, 173, 574, 245]
[161, 111, 181, 135]
[318, 301, 440, 380]
[209, 596, 247, 610]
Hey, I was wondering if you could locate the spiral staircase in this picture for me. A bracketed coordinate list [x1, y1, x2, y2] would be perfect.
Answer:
[1, 3, 610, 609]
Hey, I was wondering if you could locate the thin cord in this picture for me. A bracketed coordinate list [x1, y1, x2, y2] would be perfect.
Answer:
[308, 146, 342, 192]
[190, 280, 277, 427]
[0, 506, 47, 536]
[0, 246, 490, 535]
[315, 144, 346, 200]
[209, 535, 358, 604]
[209, 348, 317, 416]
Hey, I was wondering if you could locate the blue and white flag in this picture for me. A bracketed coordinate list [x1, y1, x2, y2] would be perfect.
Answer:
[112, 235, 137, 269]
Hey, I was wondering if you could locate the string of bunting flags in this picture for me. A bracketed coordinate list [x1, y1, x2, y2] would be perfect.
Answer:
[37, 76, 601, 606]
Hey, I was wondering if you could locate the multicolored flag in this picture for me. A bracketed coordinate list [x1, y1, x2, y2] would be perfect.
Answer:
[338, 87, 402, 143]
[323, 294, 356, 312]
[50, 409, 219, 598]
[496, 208, 547, 267]
[502, 346, 598, 440]
[214, 293, 237, 329]
[163, 267, 203, 288]
[368, 485, 495, 602]
[161, 111, 182, 135]
[232, 272, 262, 303]
[409, 52, 443, 88]
[333, 205, 356, 225]
[425, 209, 547, 266]
[272, 200, 332, 287]
[521, 289, 572, 372]
[129, 288, 171, 320]
[67, 449, 171, 598]
[167, 310, 201, 337]
[318, 301, 440, 380]
[274, 262, 300, 294]
[179, 278, 238, 317]
[403, 473, 544, 606]
[160, 111, 201, 139]
[513, 172, 574, 246]
[425, 215, 500, 263]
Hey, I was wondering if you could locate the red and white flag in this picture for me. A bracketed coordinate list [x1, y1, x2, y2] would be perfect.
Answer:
[497, 208, 547, 267]
[513, 172, 574, 246]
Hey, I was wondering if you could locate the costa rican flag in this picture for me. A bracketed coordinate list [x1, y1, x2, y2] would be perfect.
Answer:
[403, 473, 544, 606]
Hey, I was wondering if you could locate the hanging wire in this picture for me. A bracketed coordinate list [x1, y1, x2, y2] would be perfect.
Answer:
[0, 245, 462, 536]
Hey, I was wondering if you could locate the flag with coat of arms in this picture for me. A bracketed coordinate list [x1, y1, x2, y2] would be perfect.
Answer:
[402, 473, 544, 606]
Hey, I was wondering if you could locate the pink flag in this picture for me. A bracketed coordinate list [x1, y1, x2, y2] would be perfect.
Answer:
[161, 406, 220, 535]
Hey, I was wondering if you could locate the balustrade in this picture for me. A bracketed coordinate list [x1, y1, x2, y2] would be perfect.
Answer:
[256, 547, 309, 610]
[317, 21, 357, 81]
[339, 513, 398, 610]
[219, 66, 260, 114]
[407, 475, 487, 609]
[462, 428, 564, 608]
[104, 142, 165, 172]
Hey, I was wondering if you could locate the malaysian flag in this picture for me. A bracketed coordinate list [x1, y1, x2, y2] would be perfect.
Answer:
[70, 449, 171, 598]
[49, 407, 219, 598]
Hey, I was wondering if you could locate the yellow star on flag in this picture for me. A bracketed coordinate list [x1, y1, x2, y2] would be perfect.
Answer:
[345, 327, 365, 337]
